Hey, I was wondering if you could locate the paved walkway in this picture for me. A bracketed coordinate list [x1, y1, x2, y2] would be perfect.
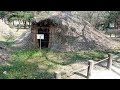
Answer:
[65, 65, 120, 79]
[61, 55, 120, 79]
[90, 66, 120, 79]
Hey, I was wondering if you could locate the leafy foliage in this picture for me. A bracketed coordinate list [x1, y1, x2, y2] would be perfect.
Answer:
[0, 11, 34, 29]
[0, 11, 6, 19]
[7, 11, 33, 21]
[103, 11, 120, 29]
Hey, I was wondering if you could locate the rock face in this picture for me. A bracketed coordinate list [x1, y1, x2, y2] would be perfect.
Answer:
[12, 30, 33, 48]
[0, 19, 13, 36]
[47, 13, 120, 51]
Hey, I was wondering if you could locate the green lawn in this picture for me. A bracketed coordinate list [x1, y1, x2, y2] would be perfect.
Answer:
[0, 48, 110, 79]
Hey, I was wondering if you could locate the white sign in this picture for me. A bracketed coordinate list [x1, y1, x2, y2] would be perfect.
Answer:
[37, 34, 44, 39]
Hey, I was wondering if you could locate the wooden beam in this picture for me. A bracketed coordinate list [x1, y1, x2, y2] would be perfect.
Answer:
[107, 53, 112, 70]
[87, 60, 94, 79]
[54, 72, 61, 79]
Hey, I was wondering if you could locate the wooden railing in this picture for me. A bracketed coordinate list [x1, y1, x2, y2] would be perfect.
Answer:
[54, 66, 89, 79]
[87, 53, 112, 79]
[54, 53, 112, 79]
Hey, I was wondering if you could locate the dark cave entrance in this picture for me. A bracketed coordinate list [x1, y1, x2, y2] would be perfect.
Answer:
[38, 27, 50, 49]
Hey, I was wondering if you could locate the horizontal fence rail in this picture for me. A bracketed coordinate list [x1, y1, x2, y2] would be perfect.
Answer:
[94, 58, 109, 65]
[54, 65, 89, 79]
[87, 53, 112, 79]
[54, 53, 112, 79]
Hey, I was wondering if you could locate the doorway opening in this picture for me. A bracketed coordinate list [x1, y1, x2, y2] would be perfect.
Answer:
[38, 27, 50, 49]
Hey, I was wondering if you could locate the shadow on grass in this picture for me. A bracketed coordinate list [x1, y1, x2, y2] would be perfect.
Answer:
[0, 60, 55, 79]
[40, 50, 106, 66]
[0, 41, 14, 48]
[11, 48, 41, 61]
[40, 49, 63, 65]
[60, 52, 105, 65]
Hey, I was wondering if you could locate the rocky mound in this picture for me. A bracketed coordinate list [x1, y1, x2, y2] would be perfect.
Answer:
[12, 12, 120, 51]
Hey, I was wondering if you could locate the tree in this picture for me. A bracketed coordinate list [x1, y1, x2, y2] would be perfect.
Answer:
[71, 11, 109, 30]
[103, 11, 120, 29]
[0, 11, 5, 20]
[7, 11, 34, 29]
[0, 11, 7, 21]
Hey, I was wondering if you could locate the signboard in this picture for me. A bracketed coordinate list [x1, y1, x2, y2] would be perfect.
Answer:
[37, 34, 44, 49]
[37, 34, 44, 39]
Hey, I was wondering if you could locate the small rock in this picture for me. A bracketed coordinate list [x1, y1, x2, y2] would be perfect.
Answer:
[3, 71, 7, 75]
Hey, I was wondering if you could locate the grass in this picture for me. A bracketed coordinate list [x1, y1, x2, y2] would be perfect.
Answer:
[0, 48, 109, 79]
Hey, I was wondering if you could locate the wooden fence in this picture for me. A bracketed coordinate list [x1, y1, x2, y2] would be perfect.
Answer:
[87, 53, 112, 79]
[54, 53, 112, 79]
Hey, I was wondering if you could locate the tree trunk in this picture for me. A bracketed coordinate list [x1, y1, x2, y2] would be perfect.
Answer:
[18, 20, 21, 27]
[1, 17, 4, 21]
[13, 20, 14, 26]
[29, 20, 31, 28]
[23, 20, 27, 29]
[88, 12, 94, 24]
[17, 20, 21, 32]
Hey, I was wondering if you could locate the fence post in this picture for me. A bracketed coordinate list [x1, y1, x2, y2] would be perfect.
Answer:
[107, 53, 112, 70]
[54, 71, 61, 79]
[87, 60, 94, 79]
